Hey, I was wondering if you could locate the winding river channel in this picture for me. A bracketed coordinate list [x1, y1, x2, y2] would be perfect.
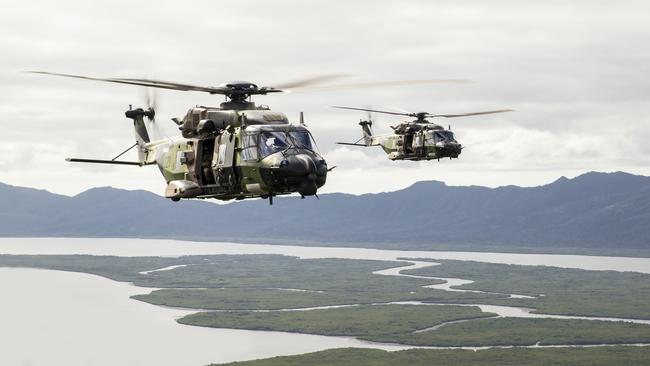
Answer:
[374, 261, 650, 325]
[1, 237, 649, 366]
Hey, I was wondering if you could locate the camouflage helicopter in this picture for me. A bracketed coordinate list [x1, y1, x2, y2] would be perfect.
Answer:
[28, 71, 461, 204]
[333, 106, 512, 161]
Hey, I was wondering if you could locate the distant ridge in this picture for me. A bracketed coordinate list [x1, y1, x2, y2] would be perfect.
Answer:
[1, 171, 649, 251]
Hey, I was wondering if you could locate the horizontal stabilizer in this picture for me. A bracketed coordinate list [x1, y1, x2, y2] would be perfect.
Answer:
[66, 158, 150, 166]
[336, 142, 368, 147]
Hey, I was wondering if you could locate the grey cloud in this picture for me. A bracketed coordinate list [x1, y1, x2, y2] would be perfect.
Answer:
[1, 0, 649, 195]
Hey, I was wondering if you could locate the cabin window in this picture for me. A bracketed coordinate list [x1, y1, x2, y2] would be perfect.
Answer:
[242, 133, 259, 161]
[425, 131, 434, 144]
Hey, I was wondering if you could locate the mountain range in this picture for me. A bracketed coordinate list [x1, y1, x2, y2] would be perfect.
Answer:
[1, 171, 649, 252]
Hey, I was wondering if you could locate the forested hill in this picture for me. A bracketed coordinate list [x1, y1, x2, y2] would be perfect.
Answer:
[1, 171, 649, 251]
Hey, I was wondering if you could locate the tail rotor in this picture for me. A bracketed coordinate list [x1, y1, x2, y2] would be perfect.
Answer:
[360, 106, 375, 145]
[142, 87, 164, 140]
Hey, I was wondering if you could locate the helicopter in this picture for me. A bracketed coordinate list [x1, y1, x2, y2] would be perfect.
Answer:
[28, 71, 462, 204]
[333, 106, 513, 161]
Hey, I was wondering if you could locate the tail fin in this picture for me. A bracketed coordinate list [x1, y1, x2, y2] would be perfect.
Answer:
[125, 107, 152, 162]
[336, 119, 375, 147]
[359, 120, 373, 146]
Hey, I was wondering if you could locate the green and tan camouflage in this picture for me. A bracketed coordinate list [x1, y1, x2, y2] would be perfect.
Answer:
[28, 71, 473, 203]
[334, 106, 512, 161]
[128, 99, 328, 203]
[29, 72, 335, 204]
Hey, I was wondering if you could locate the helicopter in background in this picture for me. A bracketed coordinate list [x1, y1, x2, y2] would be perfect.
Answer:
[28, 71, 462, 204]
[333, 106, 513, 161]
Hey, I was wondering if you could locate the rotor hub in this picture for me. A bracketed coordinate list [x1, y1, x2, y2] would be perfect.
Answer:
[412, 112, 429, 122]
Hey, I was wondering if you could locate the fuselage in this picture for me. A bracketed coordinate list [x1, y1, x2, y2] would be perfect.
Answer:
[142, 105, 327, 201]
[370, 122, 462, 161]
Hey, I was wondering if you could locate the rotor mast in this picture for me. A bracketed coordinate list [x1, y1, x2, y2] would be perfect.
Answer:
[217, 81, 280, 110]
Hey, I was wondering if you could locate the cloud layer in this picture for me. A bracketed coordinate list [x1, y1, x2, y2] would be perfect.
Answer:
[1, 0, 648, 196]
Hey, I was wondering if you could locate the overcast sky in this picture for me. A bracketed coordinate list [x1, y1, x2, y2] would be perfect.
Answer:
[1, 0, 649, 197]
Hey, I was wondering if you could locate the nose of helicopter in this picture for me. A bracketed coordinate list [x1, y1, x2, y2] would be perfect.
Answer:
[269, 153, 327, 196]
[436, 141, 462, 158]
[278, 154, 327, 196]
[449, 141, 462, 156]
[278, 154, 316, 175]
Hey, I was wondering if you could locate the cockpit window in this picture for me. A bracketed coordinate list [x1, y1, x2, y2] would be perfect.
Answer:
[434, 131, 456, 141]
[258, 130, 315, 158]
[289, 131, 313, 150]
[260, 132, 290, 157]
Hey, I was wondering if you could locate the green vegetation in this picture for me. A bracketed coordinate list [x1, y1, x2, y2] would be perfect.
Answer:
[214, 347, 650, 366]
[404, 259, 650, 319]
[0, 254, 196, 283]
[134, 285, 496, 310]
[395, 317, 650, 347]
[0, 254, 503, 310]
[180, 304, 493, 339]
[181, 305, 650, 347]
[1, 253, 650, 350]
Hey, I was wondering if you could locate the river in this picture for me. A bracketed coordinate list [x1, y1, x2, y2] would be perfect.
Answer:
[1, 237, 649, 272]
[1, 237, 649, 366]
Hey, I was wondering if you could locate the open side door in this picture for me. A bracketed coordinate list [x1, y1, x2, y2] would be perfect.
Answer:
[212, 132, 237, 190]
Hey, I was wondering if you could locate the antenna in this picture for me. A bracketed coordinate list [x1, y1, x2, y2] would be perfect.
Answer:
[299, 111, 305, 126]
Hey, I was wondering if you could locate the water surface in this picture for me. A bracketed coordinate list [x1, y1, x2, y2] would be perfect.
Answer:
[1, 237, 649, 273]
[2, 237, 650, 366]
[0, 268, 402, 366]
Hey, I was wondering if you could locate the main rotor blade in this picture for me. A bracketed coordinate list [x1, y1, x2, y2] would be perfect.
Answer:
[26, 71, 472, 99]
[331, 105, 412, 117]
[270, 74, 348, 89]
[430, 109, 514, 118]
[290, 79, 469, 92]
[115, 77, 234, 94]
[25, 71, 229, 94]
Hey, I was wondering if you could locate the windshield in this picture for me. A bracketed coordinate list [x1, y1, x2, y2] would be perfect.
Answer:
[434, 131, 456, 142]
[288, 131, 313, 149]
[260, 132, 289, 157]
[259, 130, 315, 158]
